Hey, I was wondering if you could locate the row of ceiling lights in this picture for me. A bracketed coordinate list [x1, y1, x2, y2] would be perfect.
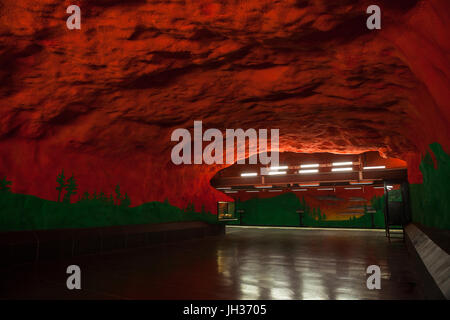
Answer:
[218, 182, 393, 193]
[240, 162, 386, 177]
[222, 187, 392, 194]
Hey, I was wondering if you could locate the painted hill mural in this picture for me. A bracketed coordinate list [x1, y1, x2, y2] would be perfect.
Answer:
[0, 172, 217, 232]
[228, 190, 388, 229]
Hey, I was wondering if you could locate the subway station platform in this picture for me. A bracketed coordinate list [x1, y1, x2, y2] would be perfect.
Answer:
[0, 226, 423, 300]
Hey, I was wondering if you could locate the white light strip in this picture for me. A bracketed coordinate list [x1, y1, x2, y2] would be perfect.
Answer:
[331, 167, 353, 172]
[299, 169, 319, 174]
[268, 171, 286, 175]
[241, 172, 257, 177]
[255, 185, 272, 189]
[224, 190, 238, 193]
[246, 190, 259, 193]
[318, 188, 334, 191]
[350, 181, 373, 185]
[373, 185, 394, 190]
[300, 183, 320, 187]
[269, 166, 288, 170]
[269, 190, 282, 192]
[216, 187, 231, 190]
[363, 166, 386, 170]
[332, 162, 353, 166]
[345, 187, 362, 190]
[300, 164, 319, 168]
[292, 188, 308, 191]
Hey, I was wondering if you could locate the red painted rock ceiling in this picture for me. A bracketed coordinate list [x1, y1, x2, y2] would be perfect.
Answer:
[0, 0, 449, 212]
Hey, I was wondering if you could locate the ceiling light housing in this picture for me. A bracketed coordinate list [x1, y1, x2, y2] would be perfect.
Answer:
[268, 171, 286, 175]
[300, 183, 320, 187]
[269, 166, 288, 170]
[332, 162, 353, 166]
[300, 164, 319, 168]
[241, 172, 258, 177]
[350, 181, 373, 185]
[332, 167, 353, 172]
[299, 169, 319, 174]
[363, 166, 386, 170]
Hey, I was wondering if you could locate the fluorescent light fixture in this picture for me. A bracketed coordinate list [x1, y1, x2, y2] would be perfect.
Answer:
[331, 167, 353, 172]
[299, 169, 319, 174]
[332, 162, 353, 166]
[268, 171, 286, 175]
[216, 187, 231, 190]
[318, 188, 334, 191]
[363, 166, 386, 170]
[246, 190, 259, 193]
[373, 185, 393, 190]
[269, 190, 282, 192]
[350, 181, 373, 185]
[292, 188, 308, 192]
[270, 166, 288, 170]
[345, 187, 362, 190]
[241, 172, 257, 177]
[300, 164, 319, 168]
[255, 185, 272, 189]
[300, 183, 320, 187]
[224, 190, 238, 193]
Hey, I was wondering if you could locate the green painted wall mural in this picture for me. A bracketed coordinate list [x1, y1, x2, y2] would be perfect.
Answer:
[228, 191, 386, 229]
[410, 143, 450, 230]
[0, 173, 217, 232]
[1, 142, 448, 232]
[0, 191, 217, 232]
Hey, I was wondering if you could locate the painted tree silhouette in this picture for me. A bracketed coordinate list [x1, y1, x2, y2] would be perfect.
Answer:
[63, 174, 78, 203]
[0, 176, 12, 193]
[56, 170, 67, 202]
[99, 191, 107, 203]
[121, 193, 131, 208]
[185, 202, 195, 214]
[80, 191, 90, 202]
[114, 184, 122, 205]
[317, 208, 322, 221]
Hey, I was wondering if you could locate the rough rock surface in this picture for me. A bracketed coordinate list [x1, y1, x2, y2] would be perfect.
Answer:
[0, 0, 449, 212]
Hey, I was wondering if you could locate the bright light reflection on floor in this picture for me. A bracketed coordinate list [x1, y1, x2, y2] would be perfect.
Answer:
[239, 283, 260, 299]
[213, 227, 420, 300]
[270, 287, 294, 299]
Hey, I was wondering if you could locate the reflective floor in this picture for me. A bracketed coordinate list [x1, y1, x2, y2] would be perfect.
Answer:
[0, 226, 423, 299]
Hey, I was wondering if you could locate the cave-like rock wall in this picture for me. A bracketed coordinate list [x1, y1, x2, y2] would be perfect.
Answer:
[0, 0, 449, 212]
